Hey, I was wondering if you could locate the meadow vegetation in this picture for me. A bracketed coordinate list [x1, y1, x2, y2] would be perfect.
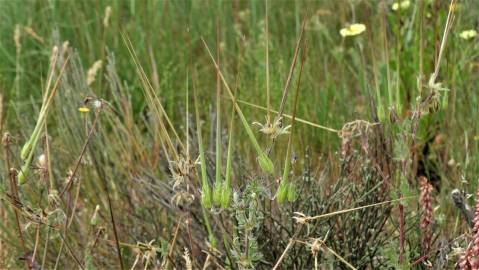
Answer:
[1, 0, 479, 269]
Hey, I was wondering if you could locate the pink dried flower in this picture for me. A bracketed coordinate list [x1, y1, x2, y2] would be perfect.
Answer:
[459, 248, 472, 270]
[419, 176, 433, 254]
[469, 187, 479, 268]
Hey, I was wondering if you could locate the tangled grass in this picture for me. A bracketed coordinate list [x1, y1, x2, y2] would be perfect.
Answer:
[1, 0, 479, 269]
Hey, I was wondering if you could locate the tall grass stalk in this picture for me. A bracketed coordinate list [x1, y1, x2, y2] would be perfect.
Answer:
[213, 22, 223, 207]
[277, 44, 306, 204]
[122, 33, 183, 162]
[201, 38, 274, 174]
[192, 65, 211, 209]
[265, 0, 271, 122]
[18, 48, 70, 184]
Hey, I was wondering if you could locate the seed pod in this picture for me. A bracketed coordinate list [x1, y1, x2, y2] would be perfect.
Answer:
[277, 182, 288, 204]
[287, 182, 297, 202]
[220, 183, 231, 209]
[201, 186, 212, 209]
[258, 153, 274, 174]
[213, 182, 222, 207]
[20, 142, 32, 161]
[208, 233, 217, 248]
[17, 164, 29, 185]
[377, 105, 386, 123]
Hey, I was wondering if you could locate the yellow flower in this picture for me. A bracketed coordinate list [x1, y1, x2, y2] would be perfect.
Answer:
[78, 106, 90, 113]
[459, 29, 477, 40]
[392, 0, 411, 11]
[340, 23, 366, 37]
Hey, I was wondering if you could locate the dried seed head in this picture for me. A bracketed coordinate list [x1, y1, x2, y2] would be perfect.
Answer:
[23, 26, 44, 44]
[61, 41, 70, 57]
[183, 248, 192, 270]
[86, 60, 103, 86]
[310, 238, 322, 257]
[171, 191, 194, 207]
[50, 46, 59, 65]
[103, 6, 112, 28]
[14, 24, 21, 54]
[293, 212, 308, 224]
[48, 189, 61, 209]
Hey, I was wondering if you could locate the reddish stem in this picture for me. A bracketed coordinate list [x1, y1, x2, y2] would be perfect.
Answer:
[399, 194, 404, 264]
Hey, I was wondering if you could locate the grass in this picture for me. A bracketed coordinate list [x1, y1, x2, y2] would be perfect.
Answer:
[1, 0, 479, 269]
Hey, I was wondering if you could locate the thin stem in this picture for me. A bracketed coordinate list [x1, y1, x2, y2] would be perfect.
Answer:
[201, 38, 265, 156]
[3, 137, 30, 270]
[41, 227, 50, 270]
[67, 110, 102, 228]
[215, 19, 222, 187]
[265, 0, 271, 121]
[277, 21, 305, 119]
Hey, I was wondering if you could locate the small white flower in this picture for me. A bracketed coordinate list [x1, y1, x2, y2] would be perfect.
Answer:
[339, 23, 366, 37]
[392, 0, 411, 11]
[93, 100, 102, 109]
[37, 154, 46, 168]
[459, 29, 477, 40]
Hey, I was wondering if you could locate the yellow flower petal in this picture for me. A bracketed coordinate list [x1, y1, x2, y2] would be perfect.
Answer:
[78, 107, 90, 113]
[459, 29, 477, 40]
[340, 23, 366, 37]
[392, 0, 411, 11]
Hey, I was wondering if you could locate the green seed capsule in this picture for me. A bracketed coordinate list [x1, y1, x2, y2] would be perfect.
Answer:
[208, 234, 217, 248]
[377, 105, 386, 123]
[201, 186, 212, 209]
[20, 142, 32, 161]
[287, 182, 297, 202]
[17, 165, 29, 185]
[258, 153, 274, 174]
[213, 182, 222, 207]
[277, 182, 288, 204]
[220, 183, 231, 209]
